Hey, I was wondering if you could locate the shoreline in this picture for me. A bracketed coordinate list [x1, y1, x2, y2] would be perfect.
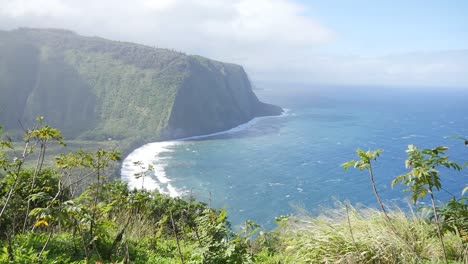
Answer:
[120, 110, 289, 197]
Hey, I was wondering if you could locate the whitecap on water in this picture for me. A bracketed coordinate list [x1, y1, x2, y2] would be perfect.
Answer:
[268, 182, 285, 187]
[401, 134, 426, 139]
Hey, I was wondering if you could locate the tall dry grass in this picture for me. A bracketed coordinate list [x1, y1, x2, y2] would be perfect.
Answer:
[272, 203, 466, 263]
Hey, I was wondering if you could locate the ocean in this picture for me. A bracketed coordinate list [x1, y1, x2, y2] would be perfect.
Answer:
[121, 85, 468, 229]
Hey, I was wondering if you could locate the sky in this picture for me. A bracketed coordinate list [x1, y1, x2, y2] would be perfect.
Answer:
[0, 0, 467, 88]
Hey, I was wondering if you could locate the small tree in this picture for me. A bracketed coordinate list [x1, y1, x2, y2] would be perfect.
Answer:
[22, 120, 65, 232]
[342, 149, 391, 221]
[392, 144, 462, 264]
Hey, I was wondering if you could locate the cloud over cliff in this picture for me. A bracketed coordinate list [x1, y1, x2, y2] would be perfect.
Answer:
[1, 0, 467, 88]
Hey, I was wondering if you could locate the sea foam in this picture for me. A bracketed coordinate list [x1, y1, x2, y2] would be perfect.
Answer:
[121, 110, 290, 197]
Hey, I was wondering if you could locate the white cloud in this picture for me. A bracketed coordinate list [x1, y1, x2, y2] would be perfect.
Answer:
[0, 0, 467, 88]
[0, 0, 77, 17]
[0, 0, 333, 49]
[142, 0, 177, 11]
[253, 51, 468, 88]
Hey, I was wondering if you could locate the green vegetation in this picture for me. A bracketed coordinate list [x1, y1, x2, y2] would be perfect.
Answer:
[268, 204, 465, 263]
[0, 121, 258, 263]
[0, 120, 466, 263]
[341, 145, 467, 263]
[392, 145, 463, 263]
[0, 28, 282, 143]
[0, 26, 464, 263]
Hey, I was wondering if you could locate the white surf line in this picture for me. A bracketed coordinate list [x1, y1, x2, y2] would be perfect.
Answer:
[121, 141, 178, 195]
[175, 109, 290, 142]
[121, 109, 290, 197]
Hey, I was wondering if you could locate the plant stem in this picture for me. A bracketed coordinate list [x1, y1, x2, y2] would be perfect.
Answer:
[170, 210, 184, 264]
[429, 186, 448, 264]
[38, 227, 53, 258]
[368, 165, 391, 221]
[0, 140, 29, 221]
[369, 165, 422, 262]
[90, 155, 100, 242]
[345, 204, 360, 258]
[23, 141, 46, 232]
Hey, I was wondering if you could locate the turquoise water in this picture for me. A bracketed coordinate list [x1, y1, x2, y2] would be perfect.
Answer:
[124, 86, 468, 228]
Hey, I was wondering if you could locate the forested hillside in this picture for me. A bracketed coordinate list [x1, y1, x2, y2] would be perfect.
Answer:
[0, 28, 282, 140]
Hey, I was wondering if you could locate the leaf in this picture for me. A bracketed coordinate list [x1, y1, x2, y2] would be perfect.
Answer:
[341, 161, 356, 170]
[28, 192, 49, 202]
[29, 207, 46, 217]
[448, 135, 466, 140]
[392, 173, 410, 187]
[435, 146, 448, 152]
[217, 208, 227, 222]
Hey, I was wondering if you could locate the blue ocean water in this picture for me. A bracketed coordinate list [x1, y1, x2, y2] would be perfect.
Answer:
[126, 86, 468, 229]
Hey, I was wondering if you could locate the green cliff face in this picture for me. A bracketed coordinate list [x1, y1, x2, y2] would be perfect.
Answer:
[0, 28, 282, 140]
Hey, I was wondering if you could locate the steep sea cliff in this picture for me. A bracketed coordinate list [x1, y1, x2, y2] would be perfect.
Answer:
[0, 28, 282, 140]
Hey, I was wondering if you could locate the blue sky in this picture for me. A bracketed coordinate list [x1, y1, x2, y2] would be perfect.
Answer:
[0, 0, 467, 87]
[301, 0, 468, 55]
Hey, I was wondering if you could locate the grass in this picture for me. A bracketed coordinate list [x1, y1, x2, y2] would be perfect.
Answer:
[2, 131, 465, 263]
[264, 202, 467, 263]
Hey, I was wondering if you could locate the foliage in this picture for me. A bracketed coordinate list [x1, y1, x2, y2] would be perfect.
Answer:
[341, 149, 395, 229]
[436, 197, 468, 241]
[0, 121, 258, 263]
[392, 144, 464, 263]
[0, 121, 467, 263]
[191, 208, 253, 263]
[0, 169, 61, 236]
[392, 145, 462, 204]
[341, 148, 382, 172]
[263, 203, 466, 263]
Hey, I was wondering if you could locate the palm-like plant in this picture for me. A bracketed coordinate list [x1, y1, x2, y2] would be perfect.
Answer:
[342, 149, 391, 220]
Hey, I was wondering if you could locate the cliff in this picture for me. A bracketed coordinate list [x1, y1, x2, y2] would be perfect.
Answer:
[0, 28, 282, 140]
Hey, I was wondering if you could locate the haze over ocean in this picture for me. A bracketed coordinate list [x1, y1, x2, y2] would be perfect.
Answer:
[122, 86, 468, 228]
